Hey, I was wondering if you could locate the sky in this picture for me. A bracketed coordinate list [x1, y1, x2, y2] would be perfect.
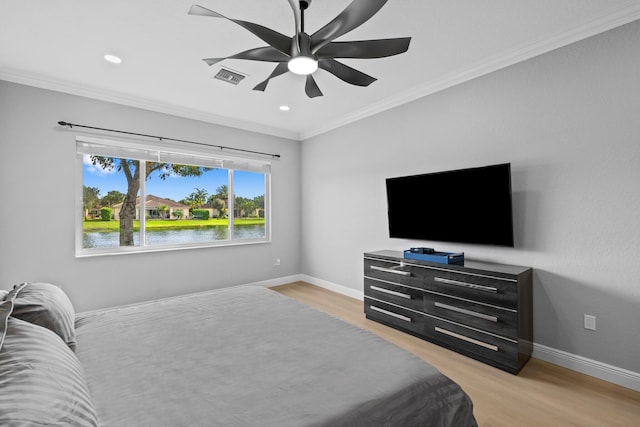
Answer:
[83, 155, 265, 201]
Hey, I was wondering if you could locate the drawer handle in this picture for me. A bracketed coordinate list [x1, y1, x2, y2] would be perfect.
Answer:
[370, 265, 411, 276]
[370, 306, 412, 322]
[370, 285, 412, 299]
[434, 302, 498, 322]
[434, 276, 497, 293]
[435, 327, 499, 352]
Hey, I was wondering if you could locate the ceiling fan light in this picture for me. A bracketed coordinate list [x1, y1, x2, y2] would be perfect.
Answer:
[288, 56, 318, 75]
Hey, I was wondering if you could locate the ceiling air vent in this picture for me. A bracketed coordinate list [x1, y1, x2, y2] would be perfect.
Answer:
[214, 67, 246, 85]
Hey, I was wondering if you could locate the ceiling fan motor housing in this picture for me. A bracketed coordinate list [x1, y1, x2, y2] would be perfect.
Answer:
[291, 31, 314, 58]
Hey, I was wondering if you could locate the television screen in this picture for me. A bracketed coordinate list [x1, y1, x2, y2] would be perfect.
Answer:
[386, 163, 514, 247]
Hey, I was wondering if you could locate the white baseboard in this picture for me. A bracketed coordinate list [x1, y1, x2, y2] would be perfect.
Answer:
[533, 343, 640, 392]
[286, 275, 640, 393]
[246, 274, 304, 289]
[298, 274, 365, 300]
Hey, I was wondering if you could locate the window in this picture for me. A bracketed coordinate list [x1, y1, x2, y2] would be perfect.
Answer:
[76, 136, 271, 256]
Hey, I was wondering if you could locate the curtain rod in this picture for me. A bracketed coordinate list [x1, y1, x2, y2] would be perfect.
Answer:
[57, 121, 280, 159]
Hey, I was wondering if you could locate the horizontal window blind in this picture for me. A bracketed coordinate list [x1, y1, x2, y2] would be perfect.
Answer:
[76, 136, 271, 173]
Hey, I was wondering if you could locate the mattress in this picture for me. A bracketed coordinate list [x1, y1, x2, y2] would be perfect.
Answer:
[74, 285, 477, 426]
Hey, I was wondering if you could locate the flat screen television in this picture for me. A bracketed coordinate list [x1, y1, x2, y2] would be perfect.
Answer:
[386, 163, 514, 247]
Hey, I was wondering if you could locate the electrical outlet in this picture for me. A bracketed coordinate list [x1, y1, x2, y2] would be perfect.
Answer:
[273, 258, 281, 266]
[584, 314, 596, 331]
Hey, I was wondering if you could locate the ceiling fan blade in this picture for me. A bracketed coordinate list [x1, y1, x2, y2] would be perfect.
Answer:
[318, 59, 376, 86]
[305, 75, 323, 98]
[253, 62, 290, 92]
[316, 37, 411, 59]
[310, 0, 389, 54]
[203, 47, 289, 66]
[189, 5, 291, 54]
[203, 58, 225, 66]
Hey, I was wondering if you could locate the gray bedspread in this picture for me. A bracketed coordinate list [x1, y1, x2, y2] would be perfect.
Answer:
[75, 285, 477, 426]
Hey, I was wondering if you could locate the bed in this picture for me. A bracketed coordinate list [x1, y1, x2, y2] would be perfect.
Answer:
[1, 282, 477, 426]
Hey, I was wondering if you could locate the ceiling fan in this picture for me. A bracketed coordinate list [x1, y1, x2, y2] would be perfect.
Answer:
[188, 0, 411, 98]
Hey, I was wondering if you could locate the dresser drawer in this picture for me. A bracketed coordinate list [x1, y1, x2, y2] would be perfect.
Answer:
[423, 317, 518, 371]
[364, 257, 426, 289]
[364, 297, 425, 335]
[423, 291, 518, 339]
[422, 268, 517, 309]
[364, 278, 424, 312]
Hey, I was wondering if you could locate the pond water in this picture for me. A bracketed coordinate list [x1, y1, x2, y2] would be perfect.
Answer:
[83, 225, 265, 249]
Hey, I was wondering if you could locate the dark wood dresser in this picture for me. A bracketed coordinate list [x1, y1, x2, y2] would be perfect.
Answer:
[364, 250, 533, 374]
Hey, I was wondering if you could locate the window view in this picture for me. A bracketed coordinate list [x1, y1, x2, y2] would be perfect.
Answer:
[232, 170, 266, 240]
[78, 137, 270, 256]
[82, 157, 141, 249]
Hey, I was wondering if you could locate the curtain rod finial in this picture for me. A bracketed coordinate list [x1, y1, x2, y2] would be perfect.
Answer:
[58, 121, 69, 127]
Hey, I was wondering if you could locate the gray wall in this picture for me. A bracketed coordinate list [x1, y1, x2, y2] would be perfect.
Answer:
[0, 82, 301, 312]
[1, 20, 638, 378]
[300, 22, 640, 373]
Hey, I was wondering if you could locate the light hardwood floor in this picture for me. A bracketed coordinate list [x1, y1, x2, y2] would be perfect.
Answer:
[272, 281, 640, 427]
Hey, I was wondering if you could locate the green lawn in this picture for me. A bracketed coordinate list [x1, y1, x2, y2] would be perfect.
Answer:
[83, 218, 264, 232]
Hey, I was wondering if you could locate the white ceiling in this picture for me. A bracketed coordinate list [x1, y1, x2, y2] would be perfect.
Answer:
[1, 0, 639, 141]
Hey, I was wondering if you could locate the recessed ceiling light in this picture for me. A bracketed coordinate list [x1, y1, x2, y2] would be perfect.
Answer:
[104, 54, 122, 64]
[279, 105, 290, 111]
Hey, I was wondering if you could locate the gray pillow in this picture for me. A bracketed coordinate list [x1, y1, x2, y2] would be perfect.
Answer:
[0, 299, 11, 349]
[7, 282, 77, 351]
[0, 316, 98, 426]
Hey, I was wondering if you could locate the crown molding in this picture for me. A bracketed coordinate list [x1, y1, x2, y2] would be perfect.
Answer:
[0, 68, 303, 141]
[300, 2, 640, 140]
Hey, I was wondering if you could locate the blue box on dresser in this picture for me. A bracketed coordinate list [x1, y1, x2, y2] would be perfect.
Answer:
[403, 250, 464, 265]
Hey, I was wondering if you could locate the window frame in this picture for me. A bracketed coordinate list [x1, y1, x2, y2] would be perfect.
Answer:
[75, 136, 271, 257]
